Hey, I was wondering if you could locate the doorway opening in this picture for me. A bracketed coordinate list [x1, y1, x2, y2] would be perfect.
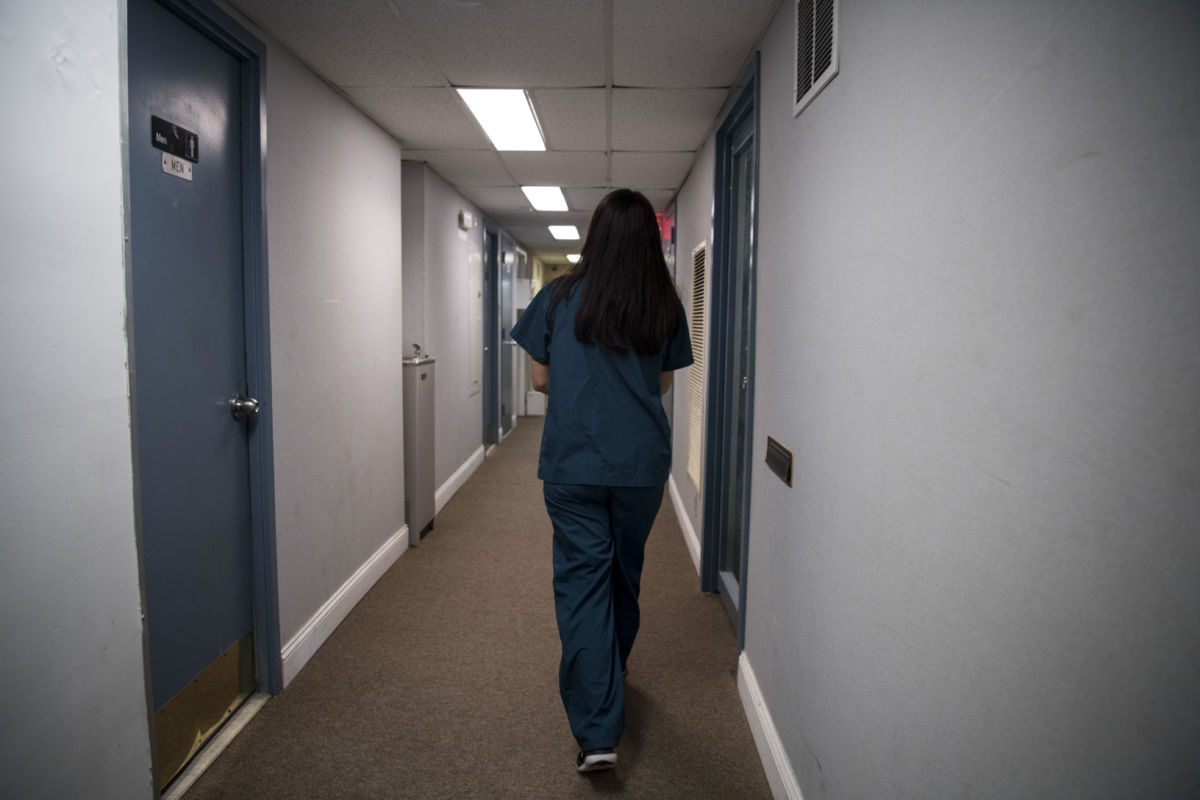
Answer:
[700, 53, 761, 651]
[482, 226, 500, 448]
[126, 0, 279, 790]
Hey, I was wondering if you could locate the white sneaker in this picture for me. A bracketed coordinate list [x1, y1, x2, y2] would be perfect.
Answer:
[576, 748, 617, 773]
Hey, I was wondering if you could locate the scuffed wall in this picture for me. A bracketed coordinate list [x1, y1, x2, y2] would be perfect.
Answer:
[255, 39, 406, 651]
[742, 1, 1200, 796]
[0, 1, 154, 796]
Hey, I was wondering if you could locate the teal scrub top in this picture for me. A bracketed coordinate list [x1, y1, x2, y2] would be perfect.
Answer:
[512, 280, 694, 487]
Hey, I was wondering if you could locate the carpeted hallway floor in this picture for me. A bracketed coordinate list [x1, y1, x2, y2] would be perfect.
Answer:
[184, 416, 772, 799]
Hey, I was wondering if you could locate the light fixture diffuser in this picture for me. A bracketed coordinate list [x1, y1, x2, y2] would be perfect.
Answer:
[457, 88, 545, 151]
[549, 225, 580, 240]
[521, 186, 568, 211]
[566, 254, 581, 263]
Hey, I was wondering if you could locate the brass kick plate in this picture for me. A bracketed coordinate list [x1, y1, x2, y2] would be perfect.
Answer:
[155, 631, 255, 792]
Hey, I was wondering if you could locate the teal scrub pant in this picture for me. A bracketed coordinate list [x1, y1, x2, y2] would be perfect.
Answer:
[543, 481, 664, 751]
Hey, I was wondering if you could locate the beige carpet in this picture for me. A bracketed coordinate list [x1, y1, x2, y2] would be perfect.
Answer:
[184, 416, 772, 799]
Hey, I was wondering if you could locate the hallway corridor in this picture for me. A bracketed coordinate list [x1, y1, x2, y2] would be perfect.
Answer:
[184, 417, 771, 799]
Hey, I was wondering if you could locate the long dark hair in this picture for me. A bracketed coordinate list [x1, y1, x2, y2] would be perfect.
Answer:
[548, 189, 683, 356]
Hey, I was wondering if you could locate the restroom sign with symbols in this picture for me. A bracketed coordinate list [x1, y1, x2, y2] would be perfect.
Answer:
[151, 115, 198, 181]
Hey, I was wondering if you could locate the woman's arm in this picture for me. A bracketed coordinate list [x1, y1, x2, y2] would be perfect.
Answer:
[659, 371, 674, 394]
[532, 360, 550, 394]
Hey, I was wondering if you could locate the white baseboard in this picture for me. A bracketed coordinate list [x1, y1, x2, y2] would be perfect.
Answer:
[738, 652, 805, 800]
[280, 524, 409, 686]
[436, 445, 484, 513]
[667, 474, 701, 575]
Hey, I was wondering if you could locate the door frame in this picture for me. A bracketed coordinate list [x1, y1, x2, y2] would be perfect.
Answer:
[482, 224, 500, 446]
[124, 0, 281, 711]
[699, 53, 760, 651]
[498, 233, 516, 439]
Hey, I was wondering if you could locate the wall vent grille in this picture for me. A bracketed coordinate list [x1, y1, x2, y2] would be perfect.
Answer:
[516, 248, 531, 280]
[794, 0, 839, 116]
[687, 241, 708, 490]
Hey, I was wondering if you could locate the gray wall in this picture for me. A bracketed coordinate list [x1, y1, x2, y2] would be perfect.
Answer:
[254, 28, 407, 649]
[691, 0, 1199, 797]
[0, 1, 155, 797]
[401, 162, 485, 487]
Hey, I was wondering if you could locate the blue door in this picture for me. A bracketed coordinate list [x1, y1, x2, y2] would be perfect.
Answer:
[717, 111, 757, 618]
[702, 55, 760, 650]
[128, 0, 256, 787]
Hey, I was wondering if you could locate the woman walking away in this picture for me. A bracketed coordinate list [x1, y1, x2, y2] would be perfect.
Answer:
[511, 188, 693, 774]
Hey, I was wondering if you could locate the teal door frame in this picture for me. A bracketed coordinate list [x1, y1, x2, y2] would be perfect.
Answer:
[700, 53, 760, 651]
[125, 0, 281, 696]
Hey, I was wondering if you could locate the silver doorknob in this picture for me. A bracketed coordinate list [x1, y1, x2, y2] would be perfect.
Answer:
[230, 393, 260, 422]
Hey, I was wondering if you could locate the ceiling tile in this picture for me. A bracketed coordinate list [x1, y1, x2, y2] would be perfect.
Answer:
[487, 211, 543, 230]
[564, 187, 610, 213]
[404, 151, 512, 186]
[530, 89, 608, 151]
[391, 0, 605, 87]
[500, 152, 609, 186]
[230, 0, 444, 86]
[456, 186, 529, 213]
[488, 209, 591, 230]
[612, 88, 728, 151]
[345, 88, 489, 150]
[611, 0, 778, 87]
[610, 152, 695, 188]
[564, 187, 676, 214]
[633, 189, 678, 211]
[509, 226, 570, 244]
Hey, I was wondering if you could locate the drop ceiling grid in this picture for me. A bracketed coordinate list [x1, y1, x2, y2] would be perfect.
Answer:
[345, 87, 491, 151]
[455, 186, 531, 213]
[611, 0, 782, 87]
[564, 186, 676, 213]
[610, 152, 695, 188]
[393, 0, 606, 88]
[499, 152, 610, 187]
[226, 0, 779, 261]
[633, 189, 678, 210]
[564, 187, 611, 213]
[403, 150, 513, 187]
[231, 0, 444, 87]
[530, 89, 608, 152]
[506, 225, 584, 246]
[611, 88, 730, 151]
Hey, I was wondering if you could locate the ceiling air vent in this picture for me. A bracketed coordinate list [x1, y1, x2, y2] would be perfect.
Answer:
[794, 0, 839, 117]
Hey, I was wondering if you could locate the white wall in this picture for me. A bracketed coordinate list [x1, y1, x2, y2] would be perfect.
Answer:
[402, 163, 485, 490]
[401, 162, 427, 356]
[670, 136, 716, 549]
[0, 2, 154, 797]
[257, 39, 407, 658]
[714, 1, 1200, 797]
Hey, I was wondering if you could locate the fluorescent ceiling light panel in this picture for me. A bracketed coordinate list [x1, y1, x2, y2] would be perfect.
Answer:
[522, 186, 568, 211]
[566, 254, 581, 263]
[549, 225, 580, 240]
[457, 89, 545, 151]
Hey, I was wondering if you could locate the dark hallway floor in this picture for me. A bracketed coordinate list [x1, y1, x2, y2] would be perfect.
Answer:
[183, 416, 772, 799]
